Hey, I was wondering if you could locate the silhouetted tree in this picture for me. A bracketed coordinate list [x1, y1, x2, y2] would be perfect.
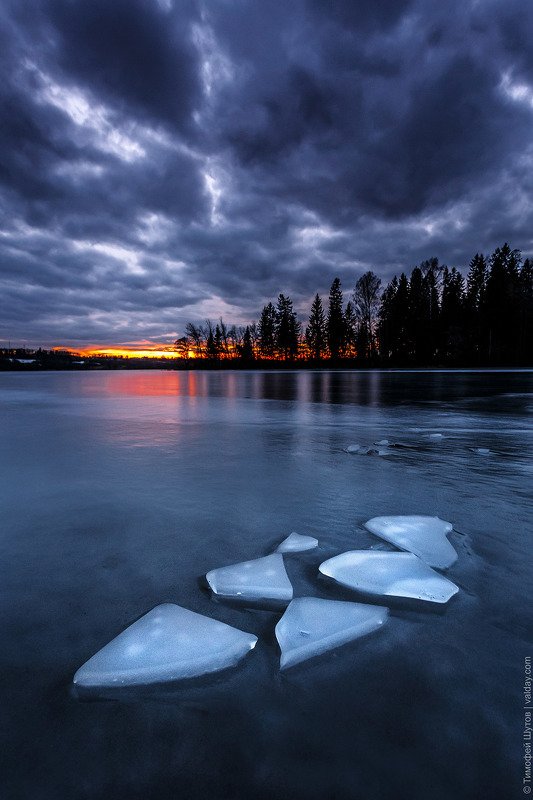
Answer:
[327, 278, 345, 359]
[485, 243, 521, 363]
[465, 253, 487, 363]
[378, 277, 398, 361]
[205, 319, 220, 360]
[306, 293, 327, 360]
[276, 294, 300, 359]
[389, 273, 410, 363]
[440, 267, 465, 361]
[238, 326, 255, 361]
[258, 302, 277, 358]
[185, 322, 206, 358]
[517, 259, 533, 363]
[353, 271, 381, 360]
[344, 301, 357, 357]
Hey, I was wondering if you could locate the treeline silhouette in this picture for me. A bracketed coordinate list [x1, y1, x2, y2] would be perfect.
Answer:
[178, 243, 532, 367]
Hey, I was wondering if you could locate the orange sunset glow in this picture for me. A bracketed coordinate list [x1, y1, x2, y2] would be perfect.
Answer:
[67, 343, 196, 359]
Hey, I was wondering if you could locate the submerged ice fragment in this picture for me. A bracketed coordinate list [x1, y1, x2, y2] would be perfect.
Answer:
[206, 553, 293, 607]
[319, 551, 458, 603]
[276, 532, 318, 553]
[345, 444, 389, 456]
[364, 515, 457, 568]
[73, 603, 257, 688]
[275, 597, 388, 670]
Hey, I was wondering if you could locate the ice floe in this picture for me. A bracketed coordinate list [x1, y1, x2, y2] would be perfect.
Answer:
[276, 532, 318, 553]
[345, 444, 389, 456]
[73, 604, 257, 688]
[374, 439, 390, 446]
[206, 553, 293, 607]
[275, 597, 388, 670]
[364, 515, 457, 568]
[470, 447, 490, 455]
[319, 551, 459, 604]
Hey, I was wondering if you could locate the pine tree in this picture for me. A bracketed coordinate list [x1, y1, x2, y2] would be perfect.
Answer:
[465, 253, 487, 362]
[276, 294, 300, 360]
[239, 326, 255, 361]
[485, 243, 522, 363]
[440, 267, 465, 361]
[392, 273, 410, 363]
[327, 278, 345, 359]
[518, 259, 533, 364]
[305, 294, 327, 360]
[378, 277, 398, 361]
[258, 302, 277, 358]
[343, 301, 357, 357]
[205, 319, 220, 360]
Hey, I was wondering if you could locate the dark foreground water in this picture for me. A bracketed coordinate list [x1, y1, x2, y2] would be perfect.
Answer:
[1, 370, 532, 800]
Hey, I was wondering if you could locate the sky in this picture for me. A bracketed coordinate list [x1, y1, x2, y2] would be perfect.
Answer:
[1, 0, 533, 349]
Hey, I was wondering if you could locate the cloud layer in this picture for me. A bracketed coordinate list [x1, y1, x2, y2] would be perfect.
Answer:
[1, 0, 532, 346]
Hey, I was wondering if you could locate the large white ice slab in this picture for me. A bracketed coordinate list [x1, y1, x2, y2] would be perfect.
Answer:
[319, 551, 459, 603]
[364, 515, 457, 568]
[206, 553, 293, 607]
[276, 532, 318, 553]
[73, 604, 257, 688]
[275, 597, 388, 670]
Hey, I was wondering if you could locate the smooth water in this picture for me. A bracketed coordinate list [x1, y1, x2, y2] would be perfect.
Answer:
[0, 369, 531, 800]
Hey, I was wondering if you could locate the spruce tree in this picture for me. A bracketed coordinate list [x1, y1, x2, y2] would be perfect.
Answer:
[343, 301, 357, 358]
[485, 243, 521, 363]
[440, 267, 465, 362]
[465, 253, 487, 362]
[239, 326, 255, 361]
[305, 294, 327, 360]
[258, 302, 277, 358]
[276, 294, 300, 360]
[327, 278, 345, 359]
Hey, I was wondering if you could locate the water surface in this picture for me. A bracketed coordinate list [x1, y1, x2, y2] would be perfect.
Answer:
[1, 370, 531, 800]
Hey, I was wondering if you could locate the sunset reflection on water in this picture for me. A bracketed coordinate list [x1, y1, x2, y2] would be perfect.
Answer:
[72, 370, 211, 398]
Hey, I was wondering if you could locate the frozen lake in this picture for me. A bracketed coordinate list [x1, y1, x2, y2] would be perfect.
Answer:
[1, 369, 532, 800]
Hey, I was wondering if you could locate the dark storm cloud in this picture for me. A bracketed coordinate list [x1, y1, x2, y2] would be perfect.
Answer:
[0, 0, 532, 346]
[45, 0, 202, 133]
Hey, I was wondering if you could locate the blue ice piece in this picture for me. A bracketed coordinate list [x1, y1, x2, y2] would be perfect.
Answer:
[73, 603, 257, 688]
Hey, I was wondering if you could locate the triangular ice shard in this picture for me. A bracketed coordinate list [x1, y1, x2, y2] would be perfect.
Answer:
[206, 553, 293, 607]
[319, 551, 459, 603]
[275, 597, 388, 670]
[364, 515, 457, 568]
[73, 604, 257, 688]
[276, 532, 318, 553]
